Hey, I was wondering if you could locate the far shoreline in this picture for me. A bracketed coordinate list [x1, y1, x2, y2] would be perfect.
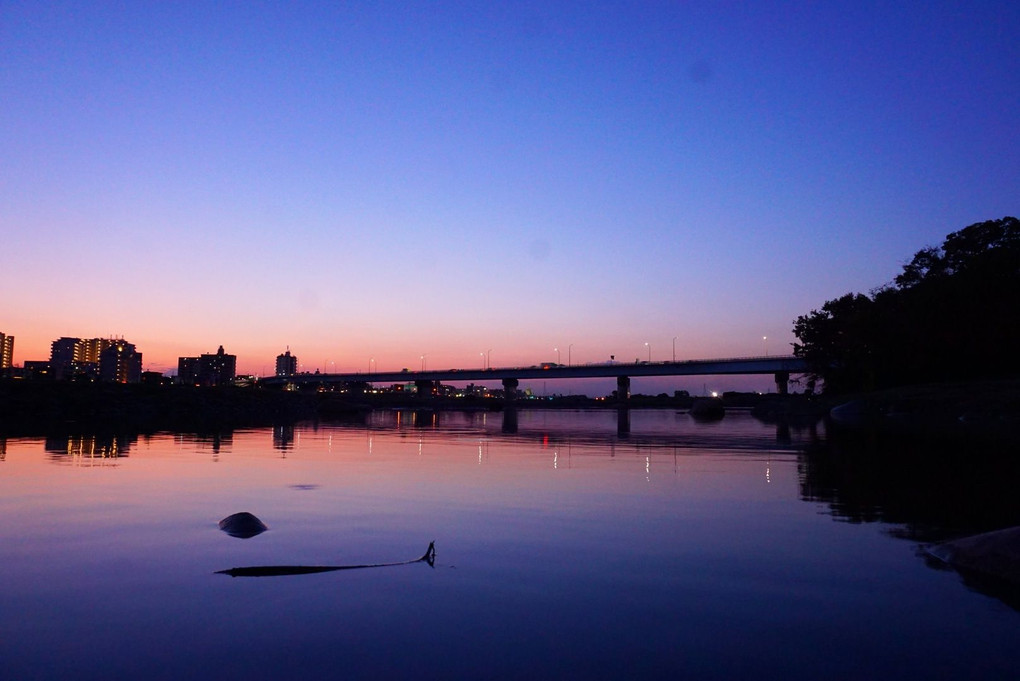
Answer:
[1, 378, 1017, 442]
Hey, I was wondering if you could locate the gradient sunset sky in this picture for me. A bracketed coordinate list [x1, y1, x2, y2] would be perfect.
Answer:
[2, 2, 1017, 393]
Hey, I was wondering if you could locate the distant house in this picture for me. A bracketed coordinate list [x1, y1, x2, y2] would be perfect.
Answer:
[23, 361, 53, 379]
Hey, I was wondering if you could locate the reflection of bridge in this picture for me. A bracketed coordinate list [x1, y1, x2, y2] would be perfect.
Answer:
[262, 356, 808, 398]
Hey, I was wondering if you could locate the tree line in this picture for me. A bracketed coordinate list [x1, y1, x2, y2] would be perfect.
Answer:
[793, 216, 1019, 394]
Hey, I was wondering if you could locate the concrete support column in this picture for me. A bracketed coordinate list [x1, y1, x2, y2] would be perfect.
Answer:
[415, 380, 434, 398]
[616, 376, 631, 404]
[774, 371, 790, 395]
[502, 378, 519, 407]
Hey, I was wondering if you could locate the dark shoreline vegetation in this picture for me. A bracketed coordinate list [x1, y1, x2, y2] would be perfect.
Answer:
[793, 216, 1019, 393]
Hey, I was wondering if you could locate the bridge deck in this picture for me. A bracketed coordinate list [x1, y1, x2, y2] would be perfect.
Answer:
[262, 356, 807, 386]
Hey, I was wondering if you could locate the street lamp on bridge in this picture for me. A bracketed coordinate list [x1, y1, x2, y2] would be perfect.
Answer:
[672, 336, 678, 362]
[645, 342, 650, 362]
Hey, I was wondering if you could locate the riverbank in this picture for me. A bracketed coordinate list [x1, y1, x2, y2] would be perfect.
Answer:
[4, 378, 1015, 441]
[0, 381, 321, 435]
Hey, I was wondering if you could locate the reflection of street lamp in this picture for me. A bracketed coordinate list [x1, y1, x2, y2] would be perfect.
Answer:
[645, 342, 650, 362]
[672, 336, 678, 362]
[763, 336, 768, 356]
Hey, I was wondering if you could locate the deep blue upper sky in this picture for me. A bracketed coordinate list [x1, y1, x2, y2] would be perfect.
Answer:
[2, 1, 1017, 391]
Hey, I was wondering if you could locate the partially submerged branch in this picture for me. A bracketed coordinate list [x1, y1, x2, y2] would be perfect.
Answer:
[216, 541, 436, 578]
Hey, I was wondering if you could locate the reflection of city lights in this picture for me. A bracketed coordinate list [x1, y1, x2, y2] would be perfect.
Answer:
[554, 450, 558, 469]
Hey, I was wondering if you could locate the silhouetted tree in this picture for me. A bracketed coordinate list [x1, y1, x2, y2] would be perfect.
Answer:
[794, 217, 1019, 393]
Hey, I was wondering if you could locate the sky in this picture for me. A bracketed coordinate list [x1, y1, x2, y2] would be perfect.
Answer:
[2, 1, 1018, 395]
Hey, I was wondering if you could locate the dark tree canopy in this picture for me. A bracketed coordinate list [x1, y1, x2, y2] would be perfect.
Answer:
[793, 217, 1020, 394]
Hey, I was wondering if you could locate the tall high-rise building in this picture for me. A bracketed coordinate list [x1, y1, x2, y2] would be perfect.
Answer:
[276, 348, 297, 376]
[50, 337, 131, 380]
[80, 338, 114, 364]
[99, 340, 142, 383]
[50, 337, 83, 379]
[0, 332, 13, 369]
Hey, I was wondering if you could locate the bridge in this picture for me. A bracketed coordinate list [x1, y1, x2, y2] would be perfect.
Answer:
[262, 355, 808, 399]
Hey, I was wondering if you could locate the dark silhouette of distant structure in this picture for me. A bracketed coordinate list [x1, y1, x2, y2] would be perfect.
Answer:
[178, 346, 237, 386]
[276, 348, 298, 376]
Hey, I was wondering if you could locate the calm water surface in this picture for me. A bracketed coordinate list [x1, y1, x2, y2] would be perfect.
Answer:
[1, 410, 1018, 680]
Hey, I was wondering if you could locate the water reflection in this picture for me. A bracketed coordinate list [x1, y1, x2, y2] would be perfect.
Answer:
[45, 434, 133, 463]
[798, 430, 1020, 542]
[333, 408, 822, 452]
[273, 423, 295, 450]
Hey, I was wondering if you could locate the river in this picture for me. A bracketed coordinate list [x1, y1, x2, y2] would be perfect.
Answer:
[2, 409, 1018, 679]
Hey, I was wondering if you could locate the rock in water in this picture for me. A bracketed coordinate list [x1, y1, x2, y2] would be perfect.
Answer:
[927, 526, 1020, 583]
[219, 512, 268, 539]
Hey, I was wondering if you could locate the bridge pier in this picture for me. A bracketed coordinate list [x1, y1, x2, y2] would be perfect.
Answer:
[415, 380, 435, 398]
[774, 371, 790, 395]
[502, 378, 519, 406]
[616, 376, 630, 405]
[616, 376, 631, 436]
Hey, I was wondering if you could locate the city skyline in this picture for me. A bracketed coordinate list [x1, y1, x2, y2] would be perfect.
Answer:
[0, 327, 793, 395]
[3, 3, 1017, 390]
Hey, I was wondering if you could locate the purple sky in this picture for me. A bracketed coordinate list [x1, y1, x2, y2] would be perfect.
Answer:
[2, 2, 1017, 394]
